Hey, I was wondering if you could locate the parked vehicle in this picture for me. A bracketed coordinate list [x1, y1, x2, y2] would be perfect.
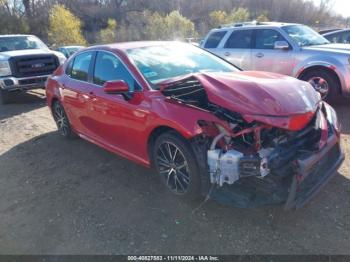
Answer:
[57, 45, 84, 58]
[46, 42, 344, 209]
[201, 22, 350, 101]
[322, 29, 350, 44]
[318, 28, 342, 35]
[0, 34, 66, 104]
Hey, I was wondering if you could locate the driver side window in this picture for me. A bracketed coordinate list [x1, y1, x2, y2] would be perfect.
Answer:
[254, 29, 288, 49]
[93, 51, 140, 91]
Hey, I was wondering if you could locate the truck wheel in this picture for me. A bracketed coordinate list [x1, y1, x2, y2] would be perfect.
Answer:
[301, 69, 340, 102]
[0, 89, 11, 105]
[52, 101, 76, 139]
[152, 131, 201, 200]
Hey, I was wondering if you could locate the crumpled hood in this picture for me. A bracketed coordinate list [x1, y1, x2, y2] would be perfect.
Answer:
[195, 71, 320, 116]
[303, 43, 350, 55]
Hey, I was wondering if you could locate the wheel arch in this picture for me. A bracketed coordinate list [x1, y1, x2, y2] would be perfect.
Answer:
[49, 96, 60, 112]
[297, 65, 342, 94]
[147, 125, 190, 167]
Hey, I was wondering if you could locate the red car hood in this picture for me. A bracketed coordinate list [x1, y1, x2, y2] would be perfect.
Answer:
[195, 71, 320, 116]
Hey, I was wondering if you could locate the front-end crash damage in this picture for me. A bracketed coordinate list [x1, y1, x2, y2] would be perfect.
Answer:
[159, 72, 345, 209]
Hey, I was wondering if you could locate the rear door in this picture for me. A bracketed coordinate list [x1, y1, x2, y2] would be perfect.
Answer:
[251, 29, 295, 75]
[214, 29, 253, 70]
[62, 51, 96, 136]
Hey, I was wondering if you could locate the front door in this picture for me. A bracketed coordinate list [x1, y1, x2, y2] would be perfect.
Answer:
[251, 29, 295, 76]
[87, 51, 145, 155]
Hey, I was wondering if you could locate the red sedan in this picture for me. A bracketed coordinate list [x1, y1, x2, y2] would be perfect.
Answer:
[46, 41, 344, 209]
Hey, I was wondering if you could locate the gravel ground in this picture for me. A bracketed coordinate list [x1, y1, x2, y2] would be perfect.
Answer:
[0, 90, 349, 255]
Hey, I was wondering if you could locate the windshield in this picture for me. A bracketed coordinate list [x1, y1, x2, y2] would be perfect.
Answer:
[0, 36, 48, 52]
[282, 25, 330, 47]
[126, 43, 239, 88]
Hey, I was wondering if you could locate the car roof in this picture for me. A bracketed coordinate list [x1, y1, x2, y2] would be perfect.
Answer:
[319, 28, 342, 35]
[86, 41, 187, 52]
[60, 45, 84, 48]
[105, 41, 178, 50]
[211, 21, 299, 31]
[323, 29, 350, 36]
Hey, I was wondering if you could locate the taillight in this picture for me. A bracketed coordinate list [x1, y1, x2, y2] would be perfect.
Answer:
[288, 111, 314, 131]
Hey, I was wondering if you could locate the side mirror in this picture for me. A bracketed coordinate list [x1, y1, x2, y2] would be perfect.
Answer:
[103, 80, 132, 100]
[274, 41, 289, 50]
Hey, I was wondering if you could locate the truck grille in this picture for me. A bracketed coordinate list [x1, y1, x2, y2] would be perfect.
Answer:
[9, 55, 59, 77]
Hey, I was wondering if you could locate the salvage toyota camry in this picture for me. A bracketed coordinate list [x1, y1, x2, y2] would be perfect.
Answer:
[46, 42, 344, 209]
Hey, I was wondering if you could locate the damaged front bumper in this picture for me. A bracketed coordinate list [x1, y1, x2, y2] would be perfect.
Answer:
[208, 133, 344, 210]
[284, 134, 344, 209]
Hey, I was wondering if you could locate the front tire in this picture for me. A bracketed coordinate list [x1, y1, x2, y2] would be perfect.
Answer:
[301, 69, 340, 102]
[52, 101, 76, 139]
[152, 131, 201, 200]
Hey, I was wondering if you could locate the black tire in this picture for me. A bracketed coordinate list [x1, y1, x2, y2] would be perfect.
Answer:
[52, 101, 76, 139]
[301, 69, 340, 102]
[0, 89, 11, 105]
[152, 131, 201, 200]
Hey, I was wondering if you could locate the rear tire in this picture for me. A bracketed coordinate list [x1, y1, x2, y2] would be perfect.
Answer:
[52, 101, 76, 139]
[301, 69, 340, 103]
[152, 131, 201, 200]
[0, 89, 11, 105]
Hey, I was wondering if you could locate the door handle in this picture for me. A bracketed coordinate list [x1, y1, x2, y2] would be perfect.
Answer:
[255, 53, 264, 58]
[224, 52, 231, 56]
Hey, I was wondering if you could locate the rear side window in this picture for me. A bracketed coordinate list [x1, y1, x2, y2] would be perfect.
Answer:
[224, 30, 253, 49]
[204, 31, 227, 48]
[71, 52, 93, 81]
[324, 33, 341, 43]
[255, 29, 287, 49]
[339, 31, 350, 43]
[327, 31, 350, 43]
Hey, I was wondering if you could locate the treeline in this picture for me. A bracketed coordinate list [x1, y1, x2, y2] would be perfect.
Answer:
[1, 0, 349, 46]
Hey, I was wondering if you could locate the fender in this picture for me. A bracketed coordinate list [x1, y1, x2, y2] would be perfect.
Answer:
[293, 56, 346, 93]
[46, 76, 63, 108]
[139, 98, 228, 164]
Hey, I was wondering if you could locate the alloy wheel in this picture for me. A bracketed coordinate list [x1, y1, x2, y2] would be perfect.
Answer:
[53, 103, 70, 136]
[308, 77, 329, 99]
[156, 141, 191, 194]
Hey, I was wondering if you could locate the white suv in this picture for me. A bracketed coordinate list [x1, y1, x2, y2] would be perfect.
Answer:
[201, 22, 350, 101]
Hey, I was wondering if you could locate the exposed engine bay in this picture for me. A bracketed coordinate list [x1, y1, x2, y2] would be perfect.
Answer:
[160, 74, 344, 209]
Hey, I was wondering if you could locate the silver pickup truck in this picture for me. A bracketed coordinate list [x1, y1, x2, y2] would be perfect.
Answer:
[0, 35, 66, 104]
[201, 22, 350, 101]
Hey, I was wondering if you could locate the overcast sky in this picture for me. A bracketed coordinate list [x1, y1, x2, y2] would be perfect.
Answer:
[313, 0, 350, 18]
